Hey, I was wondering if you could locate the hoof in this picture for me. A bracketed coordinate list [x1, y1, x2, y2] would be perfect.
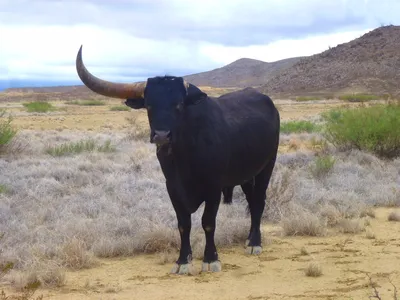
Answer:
[170, 263, 196, 275]
[201, 261, 222, 272]
[245, 246, 262, 255]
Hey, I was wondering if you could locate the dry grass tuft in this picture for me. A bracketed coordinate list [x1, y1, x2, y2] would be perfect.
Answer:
[365, 227, 376, 239]
[337, 218, 365, 234]
[8, 262, 65, 289]
[288, 138, 300, 151]
[387, 211, 400, 222]
[300, 246, 310, 255]
[59, 238, 98, 270]
[360, 207, 376, 218]
[139, 228, 180, 254]
[281, 210, 327, 237]
[157, 250, 178, 265]
[305, 261, 323, 277]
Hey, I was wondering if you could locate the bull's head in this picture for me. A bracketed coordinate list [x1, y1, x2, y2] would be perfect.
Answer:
[76, 45, 207, 145]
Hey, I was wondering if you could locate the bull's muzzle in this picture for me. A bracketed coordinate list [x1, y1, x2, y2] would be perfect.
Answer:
[151, 130, 171, 145]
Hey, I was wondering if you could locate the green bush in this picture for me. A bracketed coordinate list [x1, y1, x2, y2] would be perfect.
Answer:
[338, 94, 380, 102]
[23, 101, 54, 113]
[322, 103, 400, 158]
[0, 110, 18, 153]
[280, 120, 321, 134]
[310, 155, 336, 178]
[46, 139, 116, 157]
[0, 184, 9, 194]
[110, 105, 130, 111]
[66, 100, 106, 106]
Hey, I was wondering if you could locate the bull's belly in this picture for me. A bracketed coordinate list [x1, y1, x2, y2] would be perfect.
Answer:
[221, 157, 270, 186]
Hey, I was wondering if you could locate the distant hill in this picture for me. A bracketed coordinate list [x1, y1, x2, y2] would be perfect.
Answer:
[183, 57, 303, 88]
[260, 25, 400, 97]
[0, 85, 103, 102]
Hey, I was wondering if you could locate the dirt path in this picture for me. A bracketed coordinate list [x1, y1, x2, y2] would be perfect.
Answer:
[5, 208, 397, 300]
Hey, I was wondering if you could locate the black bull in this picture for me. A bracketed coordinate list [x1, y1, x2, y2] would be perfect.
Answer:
[75, 46, 280, 274]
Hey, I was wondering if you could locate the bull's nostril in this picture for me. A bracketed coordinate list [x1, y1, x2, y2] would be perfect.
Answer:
[152, 130, 171, 145]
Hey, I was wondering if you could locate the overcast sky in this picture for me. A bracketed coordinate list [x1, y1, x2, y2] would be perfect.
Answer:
[1, 0, 399, 85]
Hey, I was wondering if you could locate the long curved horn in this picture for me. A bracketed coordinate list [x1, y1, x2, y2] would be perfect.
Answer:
[76, 45, 146, 99]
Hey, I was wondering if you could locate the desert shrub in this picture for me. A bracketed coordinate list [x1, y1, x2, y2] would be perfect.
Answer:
[337, 218, 365, 234]
[305, 262, 323, 277]
[1, 258, 43, 299]
[59, 238, 97, 270]
[281, 210, 327, 237]
[110, 105, 130, 111]
[310, 155, 336, 178]
[0, 110, 18, 153]
[280, 120, 321, 134]
[388, 211, 400, 222]
[322, 104, 400, 158]
[338, 94, 380, 102]
[23, 101, 54, 113]
[0, 184, 9, 194]
[45, 139, 116, 156]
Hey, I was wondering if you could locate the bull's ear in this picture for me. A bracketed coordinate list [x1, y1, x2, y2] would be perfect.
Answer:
[125, 98, 145, 109]
[185, 83, 207, 105]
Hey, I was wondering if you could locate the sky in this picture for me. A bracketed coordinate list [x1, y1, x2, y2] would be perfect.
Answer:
[0, 0, 399, 89]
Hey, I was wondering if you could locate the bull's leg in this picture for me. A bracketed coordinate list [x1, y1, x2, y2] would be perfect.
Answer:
[167, 181, 194, 275]
[201, 191, 222, 272]
[221, 186, 234, 204]
[245, 155, 277, 255]
[240, 180, 254, 246]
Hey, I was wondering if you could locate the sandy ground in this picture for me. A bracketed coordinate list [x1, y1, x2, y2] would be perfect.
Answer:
[3, 208, 399, 300]
[1, 96, 399, 299]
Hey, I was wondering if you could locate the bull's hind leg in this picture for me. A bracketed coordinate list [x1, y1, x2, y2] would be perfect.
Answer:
[245, 155, 277, 255]
[201, 189, 222, 272]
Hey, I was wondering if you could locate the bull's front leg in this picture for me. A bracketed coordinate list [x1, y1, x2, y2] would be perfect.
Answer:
[201, 189, 222, 272]
[167, 181, 195, 275]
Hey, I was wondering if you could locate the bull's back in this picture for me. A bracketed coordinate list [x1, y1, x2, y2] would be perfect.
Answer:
[215, 88, 280, 186]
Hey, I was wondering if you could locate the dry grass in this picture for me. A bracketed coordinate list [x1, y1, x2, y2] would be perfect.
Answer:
[337, 218, 366, 234]
[360, 207, 376, 218]
[300, 246, 310, 255]
[8, 262, 66, 289]
[365, 227, 376, 239]
[59, 237, 98, 270]
[125, 115, 150, 141]
[157, 250, 178, 265]
[0, 127, 400, 289]
[387, 211, 400, 222]
[281, 209, 327, 237]
[305, 262, 323, 277]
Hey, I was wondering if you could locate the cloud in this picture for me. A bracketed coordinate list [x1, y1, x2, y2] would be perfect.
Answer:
[0, 0, 399, 84]
[0, 0, 377, 45]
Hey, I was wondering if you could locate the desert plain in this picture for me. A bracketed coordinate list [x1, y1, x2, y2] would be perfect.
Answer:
[1, 89, 400, 300]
